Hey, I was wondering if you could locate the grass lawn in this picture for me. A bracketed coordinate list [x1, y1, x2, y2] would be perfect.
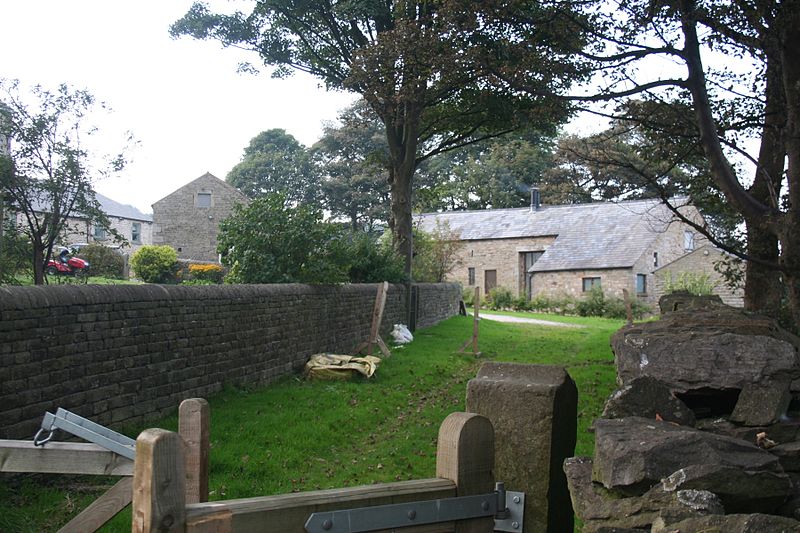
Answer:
[0, 312, 622, 532]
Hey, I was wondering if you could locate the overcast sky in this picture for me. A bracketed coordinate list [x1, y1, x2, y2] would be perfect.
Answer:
[1, 1, 357, 213]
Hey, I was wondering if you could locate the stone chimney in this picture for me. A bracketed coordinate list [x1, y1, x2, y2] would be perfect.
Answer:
[530, 187, 541, 212]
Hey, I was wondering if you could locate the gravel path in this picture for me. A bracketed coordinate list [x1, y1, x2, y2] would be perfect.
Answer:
[478, 312, 585, 328]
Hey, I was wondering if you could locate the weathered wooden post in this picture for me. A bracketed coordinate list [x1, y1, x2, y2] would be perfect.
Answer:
[132, 429, 186, 533]
[436, 412, 495, 533]
[179, 398, 210, 504]
[467, 363, 577, 533]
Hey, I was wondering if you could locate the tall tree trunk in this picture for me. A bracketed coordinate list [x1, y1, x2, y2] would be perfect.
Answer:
[32, 245, 45, 285]
[745, 41, 786, 316]
[779, 0, 800, 329]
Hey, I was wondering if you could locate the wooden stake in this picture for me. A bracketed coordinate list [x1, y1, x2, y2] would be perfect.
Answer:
[622, 288, 633, 325]
[354, 281, 391, 358]
[179, 398, 210, 504]
[132, 429, 186, 533]
[458, 287, 481, 356]
[436, 412, 495, 533]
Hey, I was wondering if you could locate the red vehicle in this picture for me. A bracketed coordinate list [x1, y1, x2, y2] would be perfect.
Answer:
[46, 248, 90, 277]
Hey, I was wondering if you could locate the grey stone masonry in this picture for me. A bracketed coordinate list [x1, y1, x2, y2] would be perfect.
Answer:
[0, 282, 460, 439]
[152, 173, 248, 263]
[467, 362, 578, 533]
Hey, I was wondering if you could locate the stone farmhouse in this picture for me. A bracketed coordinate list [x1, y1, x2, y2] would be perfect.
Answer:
[416, 197, 725, 306]
[152, 172, 248, 263]
[9, 192, 152, 253]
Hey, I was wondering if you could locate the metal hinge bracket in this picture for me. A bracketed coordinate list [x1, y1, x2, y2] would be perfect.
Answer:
[33, 407, 136, 460]
[305, 482, 524, 533]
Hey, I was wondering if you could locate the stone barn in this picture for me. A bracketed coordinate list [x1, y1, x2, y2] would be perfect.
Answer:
[416, 197, 714, 307]
[152, 172, 249, 263]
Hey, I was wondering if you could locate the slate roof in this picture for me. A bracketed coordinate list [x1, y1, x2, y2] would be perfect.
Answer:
[416, 198, 683, 272]
[96, 193, 152, 222]
[25, 192, 152, 222]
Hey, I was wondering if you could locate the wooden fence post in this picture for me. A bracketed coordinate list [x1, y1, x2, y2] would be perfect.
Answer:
[179, 398, 210, 504]
[436, 412, 494, 533]
[132, 429, 186, 533]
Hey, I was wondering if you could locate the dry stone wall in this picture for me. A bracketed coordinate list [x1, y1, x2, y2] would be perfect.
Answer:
[0, 283, 460, 439]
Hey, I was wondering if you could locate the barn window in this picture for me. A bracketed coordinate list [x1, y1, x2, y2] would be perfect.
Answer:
[197, 192, 212, 208]
[636, 274, 647, 294]
[582, 277, 601, 292]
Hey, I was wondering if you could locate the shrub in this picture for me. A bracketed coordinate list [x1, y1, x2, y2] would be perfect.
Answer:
[461, 286, 474, 306]
[181, 279, 215, 286]
[188, 263, 225, 284]
[76, 244, 124, 279]
[487, 286, 514, 310]
[344, 232, 405, 283]
[575, 286, 605, 317]
[130, 245, 179, 283]
[663, 271, 717, 296]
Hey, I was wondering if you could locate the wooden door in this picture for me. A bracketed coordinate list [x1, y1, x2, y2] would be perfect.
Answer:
[484, 269, 497, 293]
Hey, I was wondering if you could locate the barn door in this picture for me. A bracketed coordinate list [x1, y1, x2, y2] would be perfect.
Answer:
[485, 270, 497, 293]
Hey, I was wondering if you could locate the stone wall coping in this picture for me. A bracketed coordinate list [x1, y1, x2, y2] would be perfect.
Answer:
[0, 282, 460, 311]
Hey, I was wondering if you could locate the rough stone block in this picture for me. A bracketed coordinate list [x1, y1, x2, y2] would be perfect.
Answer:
[730, 381, 792, 426]
[467, 362, 577, 533]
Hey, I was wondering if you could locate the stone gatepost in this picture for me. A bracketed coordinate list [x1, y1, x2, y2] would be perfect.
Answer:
[466, 362, 577, 533]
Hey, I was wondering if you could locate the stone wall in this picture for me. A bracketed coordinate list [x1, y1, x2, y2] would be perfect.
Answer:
[654, 245, 744, 307]
[454, 236, 556, 297]
[0, 282, 460, 439]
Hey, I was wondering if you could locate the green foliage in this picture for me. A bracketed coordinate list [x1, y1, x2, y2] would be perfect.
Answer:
[130, 245, 179, 284]
[0, 79, 129, 284]
[219, 194, 350, 284]
[575, 286, 607, 317]
[226, 129, 319, 205]
[312, 100, 391, 230]
[663, 271, 717, 296]
[0, 220, 32, 284]
[171, 1, 587, 278]
[462, 286, 476, 307]
[75, 244, 124, 279]
[344, 232, 405, 284]
[416, 129, 558, 211]
[412, 221, 464, 283]
[487, 286, 515, 310]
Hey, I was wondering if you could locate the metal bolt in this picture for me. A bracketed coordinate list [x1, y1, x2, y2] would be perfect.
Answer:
[482, 501, 490, 511]
[322, 519, 333, 530]
[513, 495, 521, 504]
[512, 521, 520, 529]
[407, 509, 417, 520]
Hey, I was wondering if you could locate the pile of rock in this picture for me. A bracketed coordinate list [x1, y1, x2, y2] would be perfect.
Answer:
[566, 294, 800, 532]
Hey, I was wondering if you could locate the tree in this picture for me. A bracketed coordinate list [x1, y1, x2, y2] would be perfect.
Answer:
[226, 129, 318, 205]
[218, 193, 350, 283]
[415, 129, 558, 211]
[497, 0, 799, 324]
[0, 80, 128, 284]
[412, 220, 464, 283]
[171, 1, 585, 280]
[311, 100, 391, 231]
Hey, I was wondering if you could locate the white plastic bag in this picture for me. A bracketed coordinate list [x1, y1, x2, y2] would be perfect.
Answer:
[391, 324, 414, 344]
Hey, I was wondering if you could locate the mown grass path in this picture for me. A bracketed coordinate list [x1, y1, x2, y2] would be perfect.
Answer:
[0, 313, 622, 532]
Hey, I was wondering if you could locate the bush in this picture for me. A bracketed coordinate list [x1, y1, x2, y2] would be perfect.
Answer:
[344, 232, 405, 283]
[187, 263, 225, 284]
[575, 286, 606, 317]
[663, 271, 717, 296]
[130, 245, 179, 283]
[487, 286, 514, 310]
[76, 244, 124, 279]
